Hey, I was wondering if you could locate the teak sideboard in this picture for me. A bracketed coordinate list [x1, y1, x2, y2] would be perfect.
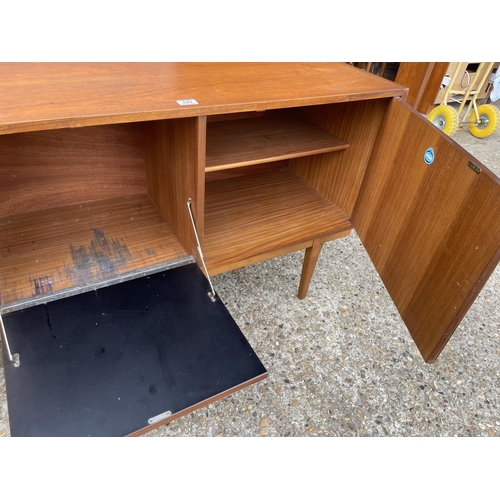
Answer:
[1, 63, 499, 437]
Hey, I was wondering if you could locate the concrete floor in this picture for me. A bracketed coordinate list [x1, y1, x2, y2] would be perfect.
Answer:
[1, 103, 499, 438]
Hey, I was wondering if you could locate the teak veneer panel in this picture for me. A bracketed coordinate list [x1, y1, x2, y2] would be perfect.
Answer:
[205, 160, 289, 183]
[0, 123, 146, 217]
[291, 99, 388, 217]
[2, 62, 500, 438]
[205, 112, 349, 171]
[353, 98, 500, 362]
[204, 169, 352, 274]
[144, 117, 206, 259]
[395, 62, 449, 114]
[0, 63, 406, 135]
[0, 193, 187, 310]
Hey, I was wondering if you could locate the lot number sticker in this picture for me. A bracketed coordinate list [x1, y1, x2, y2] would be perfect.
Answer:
[176, 99, 199, 106]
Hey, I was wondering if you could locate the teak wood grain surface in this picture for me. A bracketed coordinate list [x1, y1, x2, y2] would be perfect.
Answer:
[0, 63, 406, 135]
[2, 62, 500, 439]
[204, 169, 352, 274]
[1, 62, 499, 369]
[205, 111, 348, 171]
[144, 117, 206, 260]
[0, 123, 146, 216]
[353, 99, 500, 362]
[0, 194, 187, 310]
[291, 99, 388, 217]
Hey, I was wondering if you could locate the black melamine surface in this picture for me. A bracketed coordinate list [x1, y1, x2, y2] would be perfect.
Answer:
[1, 264, 266, 436]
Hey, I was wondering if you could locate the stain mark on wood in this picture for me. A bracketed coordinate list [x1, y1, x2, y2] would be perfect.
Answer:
[66, 228, 132, 283]
[144, 248, 157, 257]
[33, 276, 54, 296]
[131, 203, 143, 212]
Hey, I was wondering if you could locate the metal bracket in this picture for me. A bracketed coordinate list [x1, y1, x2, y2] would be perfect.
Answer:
[148, 410, 172, 425]
[0, 314, 20, 367]
[467, 161, 481, 174]
[187, 198, 217, 302]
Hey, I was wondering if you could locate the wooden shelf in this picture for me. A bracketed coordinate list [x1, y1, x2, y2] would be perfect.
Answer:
[204, 169, 352, 274]
[0, 193, 188, 310]
[205, 112, 349, 172]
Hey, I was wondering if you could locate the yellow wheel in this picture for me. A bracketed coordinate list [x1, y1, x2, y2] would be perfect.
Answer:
[427, 105, 459, 136]
[468, 104, 500, 138]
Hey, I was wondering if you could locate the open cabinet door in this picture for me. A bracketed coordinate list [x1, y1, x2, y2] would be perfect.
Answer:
[352, 98, 500, 363]
[1, 263, 267, 436]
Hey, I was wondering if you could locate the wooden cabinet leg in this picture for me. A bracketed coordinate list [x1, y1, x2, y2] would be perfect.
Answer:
[298, 237, 326, 299]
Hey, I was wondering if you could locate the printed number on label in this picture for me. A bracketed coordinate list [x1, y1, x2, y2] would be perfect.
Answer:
[176, 99, 199, 106]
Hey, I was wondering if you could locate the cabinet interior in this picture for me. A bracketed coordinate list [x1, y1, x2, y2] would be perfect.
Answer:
[0, 100, 389, 311]
[203, 101, 389, 274]
[0, 120, 195, 312]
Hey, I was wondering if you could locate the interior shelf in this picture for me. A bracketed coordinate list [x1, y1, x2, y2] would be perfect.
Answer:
[0, 193, 189, 311]
[205, 112, 349, 172]
[204, 168, 352, 274]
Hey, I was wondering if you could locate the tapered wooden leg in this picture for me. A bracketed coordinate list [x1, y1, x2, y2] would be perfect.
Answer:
[298, 237, 326, 299]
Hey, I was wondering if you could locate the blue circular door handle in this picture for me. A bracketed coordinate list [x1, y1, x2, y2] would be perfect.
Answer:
[424, 147, 435, 165]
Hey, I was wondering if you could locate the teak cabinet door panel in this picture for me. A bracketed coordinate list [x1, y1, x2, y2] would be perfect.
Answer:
[352, 98, 500, 363]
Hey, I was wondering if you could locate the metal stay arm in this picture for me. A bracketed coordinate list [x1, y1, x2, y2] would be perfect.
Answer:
[0, 314, 20, 367]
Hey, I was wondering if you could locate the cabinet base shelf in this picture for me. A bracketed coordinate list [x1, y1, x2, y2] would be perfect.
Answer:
[0, 193, 188, 311]
[204, 169, 352, 274]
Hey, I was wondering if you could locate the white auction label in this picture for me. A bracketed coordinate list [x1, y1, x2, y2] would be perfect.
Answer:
[176, 99, 199, 106]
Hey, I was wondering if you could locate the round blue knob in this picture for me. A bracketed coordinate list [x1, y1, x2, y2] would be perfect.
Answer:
[424, 148, 435, 165]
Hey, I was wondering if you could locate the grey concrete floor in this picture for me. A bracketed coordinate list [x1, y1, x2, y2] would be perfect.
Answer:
[1, 103, 499, 438]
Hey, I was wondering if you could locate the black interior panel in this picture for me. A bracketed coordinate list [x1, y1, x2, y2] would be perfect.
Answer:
[1, 264, 267, 436]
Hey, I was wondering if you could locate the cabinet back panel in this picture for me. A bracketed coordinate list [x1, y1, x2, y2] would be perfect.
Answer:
[205, 160, 289, 183]
[0, 124, 147, 217]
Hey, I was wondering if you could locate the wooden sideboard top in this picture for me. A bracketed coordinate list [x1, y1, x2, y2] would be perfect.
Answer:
[0, 63, 406, 135]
